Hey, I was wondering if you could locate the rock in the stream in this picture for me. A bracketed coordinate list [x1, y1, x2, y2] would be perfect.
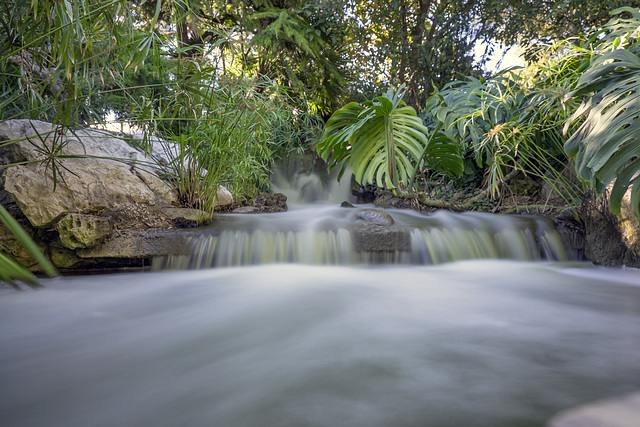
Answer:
[232, 206, 261, 214]
[352, 223, 411, 252]
[547, 391, 640, 427]
[355, 209, 395, 226]
[252, 192, 287, 213]
[351, 209, 410, 252]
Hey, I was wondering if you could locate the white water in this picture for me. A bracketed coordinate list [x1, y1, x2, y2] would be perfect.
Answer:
[1, 262, 639, 427]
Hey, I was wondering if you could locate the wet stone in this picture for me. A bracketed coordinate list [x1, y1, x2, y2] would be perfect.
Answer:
[547, 392, 640, 427]
[352, 223, 410, 252]
[355, 209, 395, 226]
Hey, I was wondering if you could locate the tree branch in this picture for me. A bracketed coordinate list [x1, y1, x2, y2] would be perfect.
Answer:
[412, 169, 521, 211]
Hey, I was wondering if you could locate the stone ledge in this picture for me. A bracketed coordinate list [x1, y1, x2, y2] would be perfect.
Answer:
[77, 230, 194, 258]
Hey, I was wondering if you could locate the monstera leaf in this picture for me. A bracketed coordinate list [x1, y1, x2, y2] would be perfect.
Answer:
[564, 48, 640, 220]
[318, 86, 462, 191]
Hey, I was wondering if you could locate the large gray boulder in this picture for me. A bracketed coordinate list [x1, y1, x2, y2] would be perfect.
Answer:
[0, 120, 178, 231]
[0, 120, 233, 228]
[3, 159, 177, 228]
[0, 120, 148, 165]
[0, 119, 233, 270]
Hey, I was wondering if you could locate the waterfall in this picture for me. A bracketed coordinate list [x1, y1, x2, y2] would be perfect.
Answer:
[152, 158, 574, 270]
[270, 155, 354, 206]
[153, 207, 571, 270]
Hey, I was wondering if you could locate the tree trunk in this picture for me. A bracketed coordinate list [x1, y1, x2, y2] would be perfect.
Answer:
[398, 0, 408, 84]
[407, 0, 432, 111]
[411, 169, 521, 211]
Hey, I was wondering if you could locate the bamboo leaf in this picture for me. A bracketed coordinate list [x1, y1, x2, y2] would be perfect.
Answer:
[0, 204, 57, 279]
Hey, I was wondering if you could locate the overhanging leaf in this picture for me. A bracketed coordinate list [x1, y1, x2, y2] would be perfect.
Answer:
[564, 47, 640, 220]
[319, 86, 463, 193]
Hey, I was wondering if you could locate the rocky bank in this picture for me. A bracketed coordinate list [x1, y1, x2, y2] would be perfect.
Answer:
[0, 119, 235, 271]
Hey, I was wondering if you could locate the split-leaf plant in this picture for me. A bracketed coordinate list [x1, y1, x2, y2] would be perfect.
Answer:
[317, 85, 463, 194]
[564, 7, 640, 220]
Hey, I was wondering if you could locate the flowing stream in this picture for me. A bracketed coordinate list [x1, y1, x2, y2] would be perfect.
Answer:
[1, 171, 640, 427]
[1, 262, 639, 427]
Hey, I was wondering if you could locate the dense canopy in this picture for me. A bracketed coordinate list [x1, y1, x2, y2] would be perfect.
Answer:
[1, 0, 640, 215]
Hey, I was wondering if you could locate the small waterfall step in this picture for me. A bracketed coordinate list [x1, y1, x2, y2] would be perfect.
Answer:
[153, 207, 571, 270]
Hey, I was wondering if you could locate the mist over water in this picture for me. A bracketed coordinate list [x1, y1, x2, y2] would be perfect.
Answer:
[1, 262, 639, 427]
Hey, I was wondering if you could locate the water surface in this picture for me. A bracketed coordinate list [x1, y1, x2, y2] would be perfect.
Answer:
[1, 261, 639, 427]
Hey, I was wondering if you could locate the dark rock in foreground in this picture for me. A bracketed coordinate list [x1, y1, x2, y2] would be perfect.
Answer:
[582, 188, 640, 268]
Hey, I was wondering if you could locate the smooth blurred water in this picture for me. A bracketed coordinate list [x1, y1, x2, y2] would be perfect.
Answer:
[1, 261, 639, 427]
[154, 206, 572, 269]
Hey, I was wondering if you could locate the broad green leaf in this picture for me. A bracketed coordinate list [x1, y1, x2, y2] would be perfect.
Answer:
[319, 86, 463, 192]
[564, 48, 640, 220]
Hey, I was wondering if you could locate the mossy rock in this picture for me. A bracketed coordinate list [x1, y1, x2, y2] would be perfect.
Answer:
[57, 213, 112, 250]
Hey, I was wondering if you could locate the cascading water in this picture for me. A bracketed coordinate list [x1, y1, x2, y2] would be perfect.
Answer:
[2, 163, 639, 427]
[270, 155, 353, 205]
[154, 157, 573, 270]
[153, 207, 571, 270]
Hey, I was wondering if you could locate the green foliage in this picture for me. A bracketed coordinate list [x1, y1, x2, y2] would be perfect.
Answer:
[0, 205, 57, 288]
[2, 0, 323, 218]
[481, 0, 640, 48]
[327, 0, 640, 111]
[427, 54, 584, 204]
[93, 59, 175, 124]
[343, 0, 485, 111]
[426, 6, 640, 221]
[201, 0, 348, 114]
[134, 73, 323, 210]
[0, 0, 150, 125]
[318, 85, 462, 192]
[564, 7, 640, 219]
